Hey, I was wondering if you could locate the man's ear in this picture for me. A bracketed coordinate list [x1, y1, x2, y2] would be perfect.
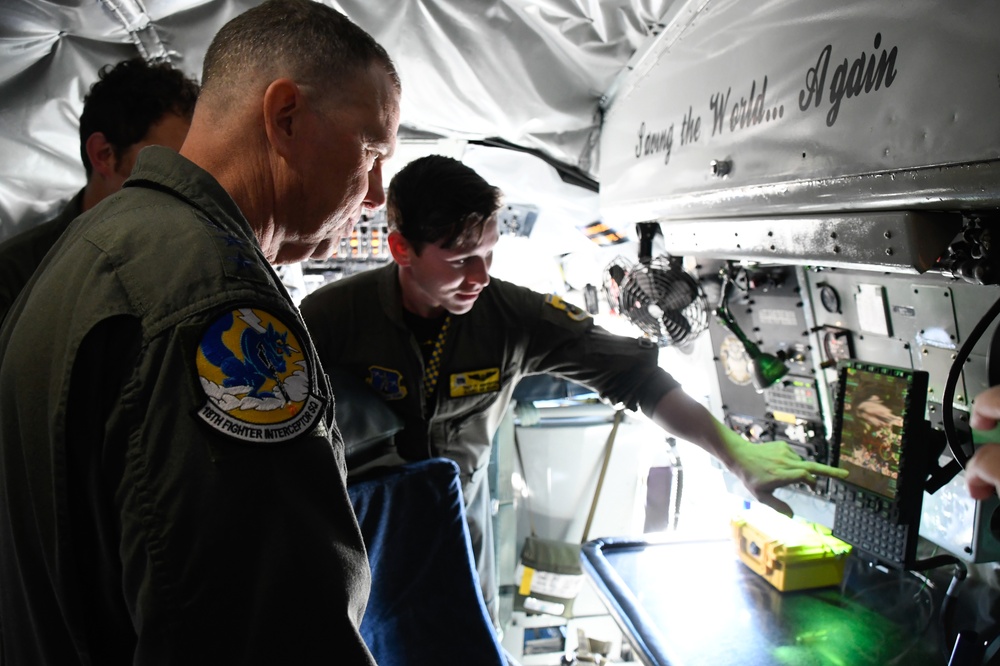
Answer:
[84, 132, 117, 178]
[387, 231, 413, 267]
[262, 79, 303, 159]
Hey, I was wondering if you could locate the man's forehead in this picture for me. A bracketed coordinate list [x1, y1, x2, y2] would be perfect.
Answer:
[316, 64, 398, 125]
[362, 82, 399, 155]
[440, 216, 500, 256]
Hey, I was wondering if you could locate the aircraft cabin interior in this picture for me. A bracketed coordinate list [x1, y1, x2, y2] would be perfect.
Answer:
[1, 1, 1000, 665]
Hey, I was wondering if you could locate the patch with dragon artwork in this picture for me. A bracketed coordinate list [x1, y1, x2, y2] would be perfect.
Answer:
[196, 307, 325, 443]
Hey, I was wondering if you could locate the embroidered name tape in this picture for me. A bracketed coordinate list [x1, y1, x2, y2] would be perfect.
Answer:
[450, 367, 501, 397]
[196, 307, 324, 443]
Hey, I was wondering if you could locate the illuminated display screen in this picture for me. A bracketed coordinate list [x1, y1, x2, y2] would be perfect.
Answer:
[837, 366, 914, 499]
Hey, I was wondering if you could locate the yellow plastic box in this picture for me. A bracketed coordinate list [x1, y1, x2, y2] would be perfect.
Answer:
[731, 509, 852, 592]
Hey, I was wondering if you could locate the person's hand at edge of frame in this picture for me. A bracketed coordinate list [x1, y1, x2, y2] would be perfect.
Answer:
[966, 385, 1000, 500]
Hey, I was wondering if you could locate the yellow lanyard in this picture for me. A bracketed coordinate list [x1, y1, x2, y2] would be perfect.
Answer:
[422, 315, 452, 400]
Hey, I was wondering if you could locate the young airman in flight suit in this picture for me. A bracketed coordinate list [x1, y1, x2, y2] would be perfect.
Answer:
[300, 154, 849, 628]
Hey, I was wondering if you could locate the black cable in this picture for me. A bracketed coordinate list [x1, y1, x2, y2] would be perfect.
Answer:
[910, 554, 969, 659]
[911, 554, 967, 574]
[942, 295, 1000, 468]
[910, 555, 969, 660]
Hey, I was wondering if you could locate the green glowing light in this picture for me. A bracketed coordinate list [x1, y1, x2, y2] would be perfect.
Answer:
[753, 353, 790, 390]
[772, 596, 907, 666]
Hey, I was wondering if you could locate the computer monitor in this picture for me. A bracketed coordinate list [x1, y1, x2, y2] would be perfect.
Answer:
[829, 361, 929, 568]
[836, 363, 927, 498]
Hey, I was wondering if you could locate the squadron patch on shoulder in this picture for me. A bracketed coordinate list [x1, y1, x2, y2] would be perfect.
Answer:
[367, 366, 408, 400]
[450, 368, 501, 398]
[195, 308, 325, 443]
[544, 294, 590, 321]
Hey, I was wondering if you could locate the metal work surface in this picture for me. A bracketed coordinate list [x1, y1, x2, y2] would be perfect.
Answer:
[582, 538, 945, 666]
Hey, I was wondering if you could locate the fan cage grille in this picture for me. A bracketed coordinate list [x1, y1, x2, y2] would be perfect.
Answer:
[603, 256, 709, 347]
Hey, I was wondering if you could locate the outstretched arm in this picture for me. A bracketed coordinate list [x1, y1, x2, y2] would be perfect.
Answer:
[965, 386, 1000, 500]
[648, 387, 848, 517]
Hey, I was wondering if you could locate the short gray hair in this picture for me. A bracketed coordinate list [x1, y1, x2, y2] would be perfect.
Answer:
[201, 0, 399, 105]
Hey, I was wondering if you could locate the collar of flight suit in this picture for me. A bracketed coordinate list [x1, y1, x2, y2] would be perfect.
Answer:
[376, 262, 415, 330]
[124, 146, 261, 258]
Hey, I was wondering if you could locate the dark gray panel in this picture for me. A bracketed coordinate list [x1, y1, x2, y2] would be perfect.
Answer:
[805, 270, 863, 332]
[965, 353, 993, 402]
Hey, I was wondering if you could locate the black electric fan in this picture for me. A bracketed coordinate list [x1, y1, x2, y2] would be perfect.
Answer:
[603, 223, 708, 349]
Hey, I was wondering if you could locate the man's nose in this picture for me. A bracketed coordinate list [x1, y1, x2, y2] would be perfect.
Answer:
[363, 164, 386, 210]
[465, 258, 490, 287]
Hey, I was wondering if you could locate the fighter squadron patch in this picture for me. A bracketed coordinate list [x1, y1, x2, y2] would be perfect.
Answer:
[544, 294, 590, 321]
[195, 308, 324, 443]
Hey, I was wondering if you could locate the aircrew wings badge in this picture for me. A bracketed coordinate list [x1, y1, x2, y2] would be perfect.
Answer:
[195, 307, 325, 443]
[450, 368, 501, 397]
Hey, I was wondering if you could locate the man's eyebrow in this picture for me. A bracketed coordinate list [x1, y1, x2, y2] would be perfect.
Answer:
[440, 246, 471, 259]
[367, 137, 394, 159]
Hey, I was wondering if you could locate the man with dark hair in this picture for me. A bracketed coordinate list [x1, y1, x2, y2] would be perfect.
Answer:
[0, 57, 198, 324]
[0, 0, 399, 663]
[300, 154, 849, 627]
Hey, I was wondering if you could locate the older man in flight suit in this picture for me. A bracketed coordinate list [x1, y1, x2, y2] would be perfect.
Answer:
[0, 1, 400, 663]
[300, 154, 849, 628]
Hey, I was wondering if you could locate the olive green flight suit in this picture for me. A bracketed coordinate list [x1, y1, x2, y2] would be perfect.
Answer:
[0, 147, 375, 665]
[301, 262, 680, 626]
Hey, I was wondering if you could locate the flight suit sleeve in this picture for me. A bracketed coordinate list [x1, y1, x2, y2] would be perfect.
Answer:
[520, 291, 681, 414]
[111, 303, 374, 664]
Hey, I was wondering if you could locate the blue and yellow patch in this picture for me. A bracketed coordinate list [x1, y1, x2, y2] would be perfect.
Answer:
[544, 294, 590, 321]
[195, 308, 324, 443]
[450, 367, 501, 398]
[368, 366, 408, 400]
